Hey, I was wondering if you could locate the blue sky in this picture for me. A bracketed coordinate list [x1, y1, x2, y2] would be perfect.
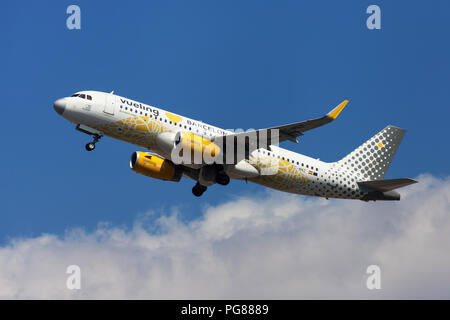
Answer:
[0, 0, 449, 244]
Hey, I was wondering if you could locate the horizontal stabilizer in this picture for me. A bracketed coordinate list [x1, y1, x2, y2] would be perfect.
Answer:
[357, 178, 418, 192]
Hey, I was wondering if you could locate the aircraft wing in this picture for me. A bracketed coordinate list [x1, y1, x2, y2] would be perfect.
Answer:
[263, 99, 349, 144]
[213, 100, 348, 163]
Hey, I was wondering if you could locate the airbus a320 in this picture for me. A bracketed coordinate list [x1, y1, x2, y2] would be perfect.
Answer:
[53, 91, 417, 200]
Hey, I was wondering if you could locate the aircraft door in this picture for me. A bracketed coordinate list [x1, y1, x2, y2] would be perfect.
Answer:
[104, 93, 116, 115]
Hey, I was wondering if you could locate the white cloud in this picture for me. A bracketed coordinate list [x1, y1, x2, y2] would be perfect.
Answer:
[0, 174, 449, 299]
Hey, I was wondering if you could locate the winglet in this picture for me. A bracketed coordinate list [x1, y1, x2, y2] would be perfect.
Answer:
[326, 100, 349, 120]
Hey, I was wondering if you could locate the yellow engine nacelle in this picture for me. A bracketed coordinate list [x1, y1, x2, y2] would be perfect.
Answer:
[179, 132, 221, 158]
[156, 132, 221, 164]
[130, 151, 182, 182]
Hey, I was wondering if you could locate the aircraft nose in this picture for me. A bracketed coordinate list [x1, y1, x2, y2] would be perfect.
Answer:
[53, 98, 66, 115]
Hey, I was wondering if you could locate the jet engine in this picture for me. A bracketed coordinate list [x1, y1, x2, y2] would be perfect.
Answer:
[156, 131, 221, 164]
[130, 151, 182, 182]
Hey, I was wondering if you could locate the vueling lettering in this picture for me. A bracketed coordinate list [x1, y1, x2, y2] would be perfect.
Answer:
[120, 98, 228, 135]
[120, 98, 159, 117]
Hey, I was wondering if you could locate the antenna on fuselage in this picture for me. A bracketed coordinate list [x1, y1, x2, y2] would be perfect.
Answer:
[110, 90, 114, 94]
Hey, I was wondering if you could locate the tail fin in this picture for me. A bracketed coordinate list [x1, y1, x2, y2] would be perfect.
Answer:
[336, 125, 406, 181]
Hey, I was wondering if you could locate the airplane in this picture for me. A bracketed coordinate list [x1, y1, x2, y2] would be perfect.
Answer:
[53, 90, 417, 200]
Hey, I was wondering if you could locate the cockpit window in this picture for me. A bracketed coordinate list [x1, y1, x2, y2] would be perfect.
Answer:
[71, 93, 92, 100]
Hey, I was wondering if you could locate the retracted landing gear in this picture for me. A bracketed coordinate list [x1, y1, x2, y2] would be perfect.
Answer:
[85, 134, 102, 152]
[192, 182, 207, 197]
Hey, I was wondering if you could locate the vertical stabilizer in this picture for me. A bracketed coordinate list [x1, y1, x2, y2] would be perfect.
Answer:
[335, 125, 406, 181]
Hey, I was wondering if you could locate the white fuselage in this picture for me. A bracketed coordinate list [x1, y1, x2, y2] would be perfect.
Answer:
[55, 90, 366, 200]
